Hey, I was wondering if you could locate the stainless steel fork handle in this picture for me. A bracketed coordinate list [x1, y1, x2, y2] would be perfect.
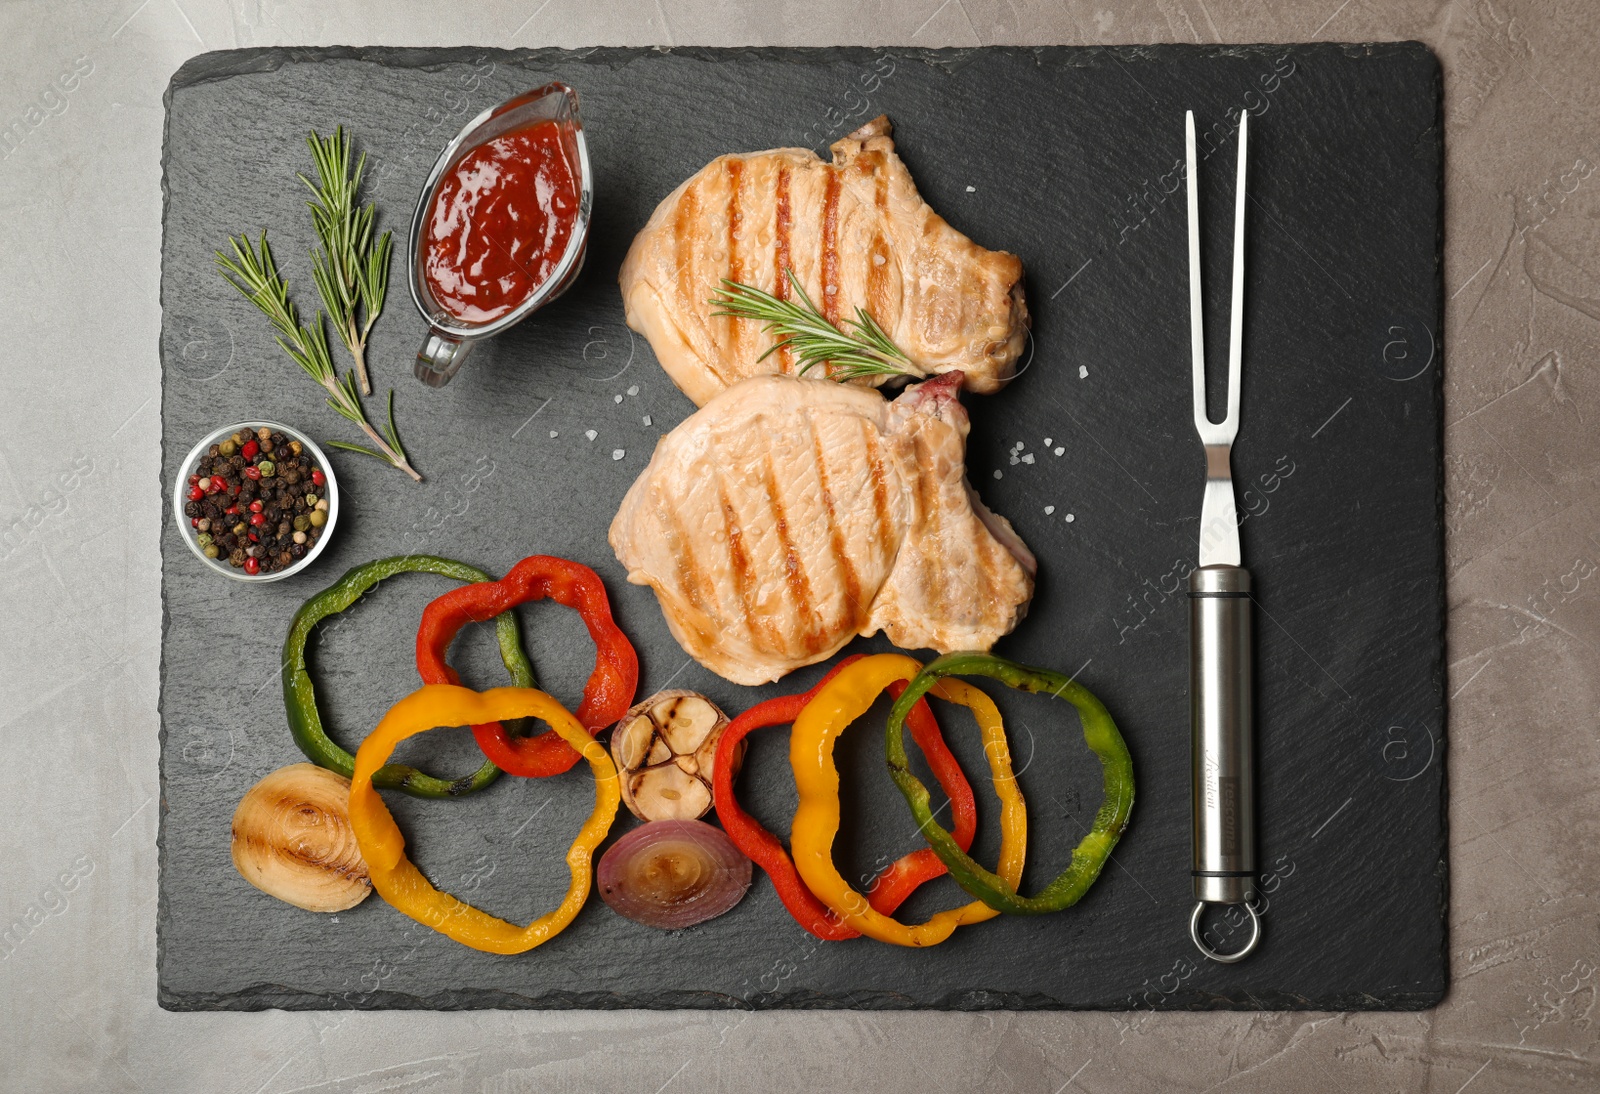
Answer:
[1189, 563, 1259, 962]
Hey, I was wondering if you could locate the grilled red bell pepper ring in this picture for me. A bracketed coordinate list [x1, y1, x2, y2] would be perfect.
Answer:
[416, 554, 639, 777]
[712, 655, 980, 940]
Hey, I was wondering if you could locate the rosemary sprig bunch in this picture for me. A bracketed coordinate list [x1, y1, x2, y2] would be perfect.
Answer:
[300, 127, 393, 396]
[709, 269, 917, 382]
[216, 231, 422, 482]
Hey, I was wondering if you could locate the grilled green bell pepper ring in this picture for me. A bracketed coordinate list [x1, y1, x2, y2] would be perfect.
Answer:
[283, 555, 535, 798]
[886, 651, 1135, 915]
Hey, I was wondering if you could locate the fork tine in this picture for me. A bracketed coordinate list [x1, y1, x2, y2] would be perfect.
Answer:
[1186, 111, 1208, 435]
[1225, 110, 1248, 434]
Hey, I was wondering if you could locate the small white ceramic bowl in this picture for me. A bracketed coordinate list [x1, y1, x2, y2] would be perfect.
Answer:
[171, 421, 340, 583]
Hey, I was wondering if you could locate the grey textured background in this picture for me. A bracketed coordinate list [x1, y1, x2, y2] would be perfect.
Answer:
[2, 0, 1595, 1090]
[157, 43, 1442, 1012]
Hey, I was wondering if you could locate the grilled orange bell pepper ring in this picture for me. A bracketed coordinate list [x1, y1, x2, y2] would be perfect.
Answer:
[348, 684, 620, 953]
[789, 654, 1028, 947]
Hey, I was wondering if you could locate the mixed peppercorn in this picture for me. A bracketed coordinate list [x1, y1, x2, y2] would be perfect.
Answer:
[183, 426, 330, 576]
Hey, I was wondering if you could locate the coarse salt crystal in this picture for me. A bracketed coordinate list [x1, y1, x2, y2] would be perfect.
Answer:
[1054, 447, 1064, 456]
[1065, 513, 1076, 523]
[614, 394, 623, 403]
[1044, 437, 1053, 446]
[549, 430, 559, 439]
[627, 385, 639, 396]
[965, 185, 976, 192]
[585, 429, 597, 441]
[612, 449, 625, 461]
[1009, 455, 1020, 465]
[993, 470, 1003, 479]
[1022, 453, 1035, 464]
[643, 415, 653, 426]
[1079, 366, 1088, 379]
[1044, 505, 1055, 515]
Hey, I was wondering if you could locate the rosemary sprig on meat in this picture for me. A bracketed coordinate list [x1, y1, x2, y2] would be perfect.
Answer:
[300, 127, 393, 396]
[710, 269, 917, 382]
[216, 231, 422, 482]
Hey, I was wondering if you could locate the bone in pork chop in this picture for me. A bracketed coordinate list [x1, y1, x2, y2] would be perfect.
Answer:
[608, 372, 1036, 685]
[619, 116, 1030, 408]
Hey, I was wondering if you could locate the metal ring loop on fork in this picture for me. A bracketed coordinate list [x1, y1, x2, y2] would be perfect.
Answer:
[1189, 900, 1261, 964]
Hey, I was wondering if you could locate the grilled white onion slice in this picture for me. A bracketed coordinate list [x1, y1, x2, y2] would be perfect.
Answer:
[610, 690, 742, 821]
[230, 763, 371, 913]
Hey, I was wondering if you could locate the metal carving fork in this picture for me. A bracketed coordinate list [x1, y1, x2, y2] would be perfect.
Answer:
[1184, 109, 1259, 963]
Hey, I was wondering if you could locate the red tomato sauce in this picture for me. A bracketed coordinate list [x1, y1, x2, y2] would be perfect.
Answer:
[423, 119, 579, 324]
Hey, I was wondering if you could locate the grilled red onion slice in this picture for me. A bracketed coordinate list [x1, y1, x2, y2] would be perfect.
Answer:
[598, 819, 752, 929]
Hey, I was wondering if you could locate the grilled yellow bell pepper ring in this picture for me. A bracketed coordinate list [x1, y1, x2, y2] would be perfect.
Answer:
[789, 654, 1027, 946]
[348, 684, 620, 954]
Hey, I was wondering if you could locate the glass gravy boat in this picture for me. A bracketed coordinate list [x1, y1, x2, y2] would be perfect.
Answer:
[408, 82, 593, 387]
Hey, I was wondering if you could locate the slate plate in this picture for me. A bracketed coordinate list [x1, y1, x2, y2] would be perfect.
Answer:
[158, 44, 1445, 1011]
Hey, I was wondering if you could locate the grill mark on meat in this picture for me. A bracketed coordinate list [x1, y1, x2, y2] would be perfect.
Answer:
[761, 451, 825, 654]
[653, 492, 716, 650]
[716, 469, 781, 655]
[725, 158, 743, 357]
[653, 495, 703, 610]
[867, 156, 890, 327]
[774, 165, 793, 374]
[862, 419, 895, 571]
[673, 180, 703, 371]
[910, 432, 937, 528]
[808, 411, 864, 627]
[673, 181, 701, 306]
[717, 485, 760, 647]
[821, 168, 842, 327]
[910, 429, 943, 619]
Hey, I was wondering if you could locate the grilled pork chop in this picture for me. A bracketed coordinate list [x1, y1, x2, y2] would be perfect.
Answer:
[619, 116, 1030, 408]
[609, 372, 1036, 685]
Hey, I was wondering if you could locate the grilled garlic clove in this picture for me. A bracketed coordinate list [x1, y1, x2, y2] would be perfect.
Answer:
[658, 694, 721, 753]
[611, 690, 741, 821]
[230, 763, 371, 913]
[613, 713, 656, 771]
[630, 763, 712, 820]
